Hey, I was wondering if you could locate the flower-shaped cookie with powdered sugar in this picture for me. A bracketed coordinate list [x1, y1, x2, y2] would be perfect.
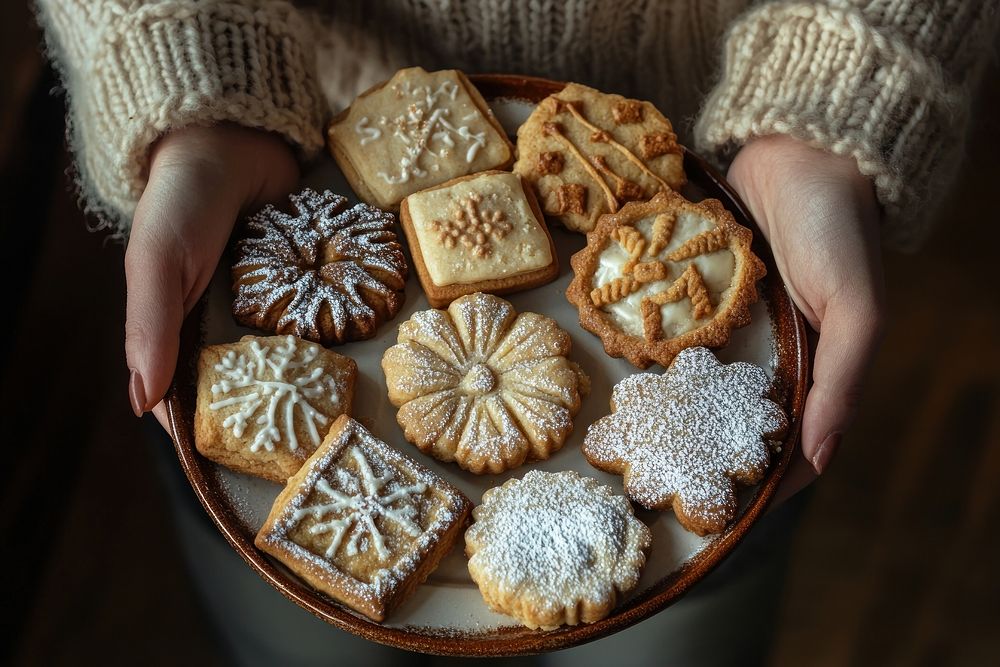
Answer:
[583, 346, 787, 535]
[382, 292, 588, 474]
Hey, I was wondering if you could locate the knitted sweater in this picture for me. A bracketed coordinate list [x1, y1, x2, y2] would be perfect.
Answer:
[36, 0, 999, 250]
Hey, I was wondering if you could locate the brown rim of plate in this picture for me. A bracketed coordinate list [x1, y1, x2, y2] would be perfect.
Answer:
[164, 73, 810, 657]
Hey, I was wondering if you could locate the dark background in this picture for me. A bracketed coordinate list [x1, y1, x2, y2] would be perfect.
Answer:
[2, 2, 998, 664]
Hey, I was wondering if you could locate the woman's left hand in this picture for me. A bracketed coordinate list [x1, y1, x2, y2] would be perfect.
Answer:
[726, 134, 886, 504]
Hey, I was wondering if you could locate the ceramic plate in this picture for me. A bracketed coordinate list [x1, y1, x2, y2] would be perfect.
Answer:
[165, 74, 808, 656]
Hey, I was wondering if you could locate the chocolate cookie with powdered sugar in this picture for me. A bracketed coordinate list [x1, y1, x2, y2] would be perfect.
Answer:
[232, 188, 408, 345]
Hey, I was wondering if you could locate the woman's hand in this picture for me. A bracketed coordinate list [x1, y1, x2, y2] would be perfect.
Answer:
[727, 135, 886, 504]
[125, 124, 299, 430]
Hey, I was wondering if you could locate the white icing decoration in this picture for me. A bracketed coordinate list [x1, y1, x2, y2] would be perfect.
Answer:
[354, 116, 381, 145]
[593, 212, 735, 337]
[291, 446, 427, 561]
[375, 80, 488, 184]
[209, 336, 338, 453]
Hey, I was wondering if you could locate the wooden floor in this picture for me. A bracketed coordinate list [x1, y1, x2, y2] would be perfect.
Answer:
[3, 6, 997, 665]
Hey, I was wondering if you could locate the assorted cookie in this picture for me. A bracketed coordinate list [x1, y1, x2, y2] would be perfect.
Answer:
[514, 83, 686, 233]
[400, 170, 559, 307]
[194, 70, 793, 632]
[255, 415, 472, 622]
[582, 347, 788, 536]
[232, 188, 408, 345]
[566, 189, 765, 369]
[195, 335, 356, 483]
[327, 67, 514, 210]
[382, 292, 588, 474]
[465, 470, 651, 630]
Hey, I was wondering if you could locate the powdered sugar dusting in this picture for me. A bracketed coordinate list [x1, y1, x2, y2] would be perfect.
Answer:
[258, 418, 469, 616]
[583, 346, 788, 534]
[232, 189, 408, 345]
[465, 470, 651, 629]
[382, 293, 586, 474]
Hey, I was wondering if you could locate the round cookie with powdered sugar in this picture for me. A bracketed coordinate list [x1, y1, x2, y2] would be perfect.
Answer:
[232, 188, 408, 345]
[583, 346, 788, 536]
[465, 470, 651, 630]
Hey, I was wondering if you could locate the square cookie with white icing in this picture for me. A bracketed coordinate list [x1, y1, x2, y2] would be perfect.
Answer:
[400, 170, 559, 307]
[194, 335, 356, 483]
[327, 67, 514, 210]
[255, 415, 472, 622]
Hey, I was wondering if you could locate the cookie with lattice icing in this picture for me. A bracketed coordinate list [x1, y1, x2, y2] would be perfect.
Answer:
[327, 67, 514, 211]
[232, 189, 408, 345]
[400, 170, 558, 307]
[195, 335, 357, 483]
[255, 415, 472, 622]
[583, 347, 788, 536]
[514, 82, 686, 233]
[566, 189, 765, 369]
[381, 292, 588, 474]
[465, 470, 651, 630]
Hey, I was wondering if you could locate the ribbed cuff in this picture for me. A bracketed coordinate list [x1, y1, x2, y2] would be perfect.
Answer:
[41, 1, 325, 235]
[694, 2, 963, 251]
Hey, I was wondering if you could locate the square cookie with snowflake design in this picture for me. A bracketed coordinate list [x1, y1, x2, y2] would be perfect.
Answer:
[400, 170, 559, 307]
[194, 335, 357, 483]
[255, 415, 472, 622]
[327, 67, 514, 210]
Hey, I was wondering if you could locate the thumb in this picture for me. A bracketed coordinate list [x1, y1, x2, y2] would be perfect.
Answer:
[124, 171, 240, 427]
[801, 296, 885, 473]
[124, 200, 186, 423]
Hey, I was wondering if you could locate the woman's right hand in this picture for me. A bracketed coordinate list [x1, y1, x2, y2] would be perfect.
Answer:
[125, 124, 299, 430]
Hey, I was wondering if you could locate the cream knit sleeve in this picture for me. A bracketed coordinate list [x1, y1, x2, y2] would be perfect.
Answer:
[36, 0, 326, 236]
[695, 1, 999, 251]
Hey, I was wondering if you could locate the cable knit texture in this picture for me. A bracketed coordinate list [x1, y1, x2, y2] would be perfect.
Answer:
[37, 0, 326, 237]
[695, 0, 999, 251]
[36, 0, 998, 248]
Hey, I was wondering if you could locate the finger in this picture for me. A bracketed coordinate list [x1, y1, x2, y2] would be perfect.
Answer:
[152, 401, 171, 432]
[771, 453, 818, 507]
[124, 172, 240, 421]
[801, 296, 885, 474]
[124, 187, 187, 420]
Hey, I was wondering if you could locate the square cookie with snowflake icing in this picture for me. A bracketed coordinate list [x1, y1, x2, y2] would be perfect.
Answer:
[327, 67, 514, 210]
[255, 415, 472, 622]
[400, 170, 559, 307]
[194, 335, 356, 483]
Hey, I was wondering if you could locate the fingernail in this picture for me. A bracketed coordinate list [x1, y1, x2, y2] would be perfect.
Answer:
[129, 369, 147, 417]
[811, 432, 841, 474]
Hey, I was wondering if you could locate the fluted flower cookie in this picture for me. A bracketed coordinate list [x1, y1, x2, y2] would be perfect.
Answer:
[583, 347, 788, 536]
[465, 470, 651, 630]
[381, 292, 588, 474]
[566, 188, 765, 369]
